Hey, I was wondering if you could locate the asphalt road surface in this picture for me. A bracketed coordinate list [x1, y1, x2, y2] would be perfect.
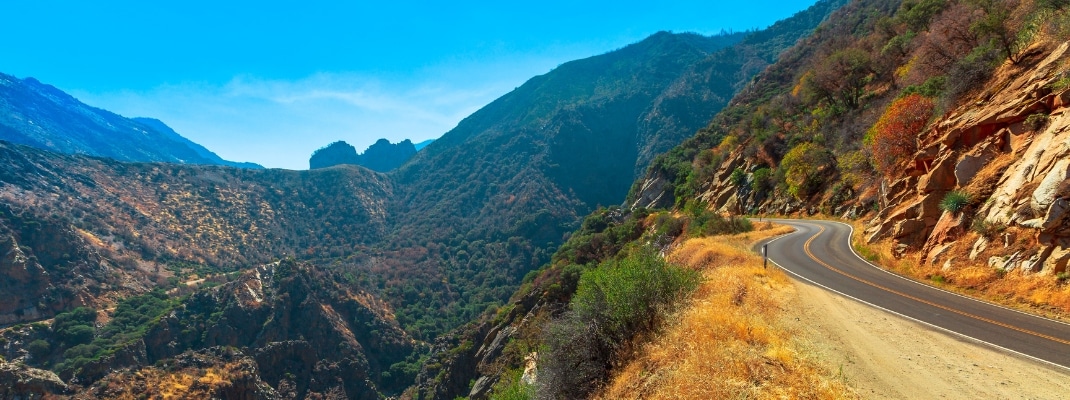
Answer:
[758, 219, 1070, 370]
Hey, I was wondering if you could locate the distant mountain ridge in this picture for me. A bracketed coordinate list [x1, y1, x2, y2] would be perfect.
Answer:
[413, 139, 434, 151]
[131, 117, 263, 169]
[0, 73, 260, 168]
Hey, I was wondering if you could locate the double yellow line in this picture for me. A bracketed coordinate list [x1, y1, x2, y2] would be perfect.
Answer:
[801, 224, 1070, 347]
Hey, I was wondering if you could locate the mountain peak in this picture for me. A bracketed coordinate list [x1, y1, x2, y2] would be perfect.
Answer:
[0, 73, 261, 168]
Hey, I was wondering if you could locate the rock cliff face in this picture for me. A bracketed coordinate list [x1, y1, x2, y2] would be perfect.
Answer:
[867, 42, 1070, 275]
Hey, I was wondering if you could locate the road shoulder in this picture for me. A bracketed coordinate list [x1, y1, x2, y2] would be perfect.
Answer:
[788, 279, 1070, 399]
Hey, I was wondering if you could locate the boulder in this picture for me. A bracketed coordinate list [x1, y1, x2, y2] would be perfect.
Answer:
[954, 144, 999, 187]
[921, 211, 965, 264]
[1040, 198, 1069, 232]
[1022, 251, 1046, 273]
[927, 243, 954, 266]
[475, 326, 515, 369]
[893, 219, 929, 248]
[468, 375, 497, 400]
[1030, 159, 1070, 213]
[989, 252, 1021, 271]
[0, 361, 69, 397]
[942, 256, 956, 271]
[1054, 89, 1070, 109]
[918, 152, 958, 194]
[1041, 246, 1070, 275]
[969, 236, 989, 261]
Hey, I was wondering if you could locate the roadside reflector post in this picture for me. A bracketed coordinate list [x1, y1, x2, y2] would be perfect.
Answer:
[763, 244, 768, 269]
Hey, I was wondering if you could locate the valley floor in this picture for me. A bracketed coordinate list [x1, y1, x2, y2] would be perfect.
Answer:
[790, 279, 1070, 399]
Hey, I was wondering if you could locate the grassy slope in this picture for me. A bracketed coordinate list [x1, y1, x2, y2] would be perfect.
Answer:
[596, 224, 857, 399]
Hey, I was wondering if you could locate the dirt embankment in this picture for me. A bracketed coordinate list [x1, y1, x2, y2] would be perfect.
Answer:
[789, 280, 1070, 399]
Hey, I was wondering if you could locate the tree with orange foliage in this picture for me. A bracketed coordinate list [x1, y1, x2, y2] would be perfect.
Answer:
[867, 94, 936, 177]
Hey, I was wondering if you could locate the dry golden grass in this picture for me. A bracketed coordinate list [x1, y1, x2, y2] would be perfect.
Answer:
[85, 365, 241, 399]
[596, 224, 857, 399]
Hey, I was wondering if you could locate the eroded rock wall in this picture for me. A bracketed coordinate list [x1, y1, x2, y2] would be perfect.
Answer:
[868, 42, 1070, 274]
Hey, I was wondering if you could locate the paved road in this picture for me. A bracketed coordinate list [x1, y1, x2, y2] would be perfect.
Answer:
[757, 219, 1070, 370]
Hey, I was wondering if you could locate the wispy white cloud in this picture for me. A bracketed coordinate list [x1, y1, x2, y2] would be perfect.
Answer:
[70, 70, 526, 170]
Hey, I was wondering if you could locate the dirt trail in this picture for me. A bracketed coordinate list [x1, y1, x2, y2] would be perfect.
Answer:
[788, 280, 1070, 399]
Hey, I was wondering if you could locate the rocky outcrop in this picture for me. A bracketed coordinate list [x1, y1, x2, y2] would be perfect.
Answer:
[359, 138, 417, 172]
[309, 139, 417, 172]
[80, 347, 277, 399]
[411, 288, 544, 400]
[629, 171, 675, 209]
[60, 261, 415, 398]
[868, 42, 1070, 274]
[310, 141, 361, 169]
[0, 361, 69, 397]
[0, 205, 110, 326]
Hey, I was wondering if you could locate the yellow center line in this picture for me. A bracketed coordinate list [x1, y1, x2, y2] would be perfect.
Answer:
[799, 224, 1070, 347]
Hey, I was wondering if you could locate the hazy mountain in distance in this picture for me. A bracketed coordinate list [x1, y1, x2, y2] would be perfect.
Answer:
[414, 139, 434, 151]
[0, 72, 260, 168]
[132, 118, 263, 169]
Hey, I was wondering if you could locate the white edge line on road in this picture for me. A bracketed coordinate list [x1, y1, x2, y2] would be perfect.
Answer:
[834, 219, 1070, 327]
[766, 255, 1070, 374]
[763, 218, 1070, 329]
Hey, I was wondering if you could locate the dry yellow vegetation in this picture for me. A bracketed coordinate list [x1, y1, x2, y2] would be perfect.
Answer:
[848, 220, 1070, 321]
[595, 223, 857, 399]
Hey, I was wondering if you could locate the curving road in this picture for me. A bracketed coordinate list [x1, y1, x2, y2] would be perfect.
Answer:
[757, 219, 1070, 371]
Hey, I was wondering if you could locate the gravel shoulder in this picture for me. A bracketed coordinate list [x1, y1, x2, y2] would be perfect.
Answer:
[788, 279, 1070, 399]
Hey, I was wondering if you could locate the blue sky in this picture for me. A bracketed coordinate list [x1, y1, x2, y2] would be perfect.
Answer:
[2, 1, 819, 169]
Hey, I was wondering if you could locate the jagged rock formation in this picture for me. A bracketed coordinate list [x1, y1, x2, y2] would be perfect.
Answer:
[310, 139, 417, 172]
[359, 138, 417, 172]
[309, 140, 361, 169]
[868, 42, 1070, 274]
[0, 73, 259, 167]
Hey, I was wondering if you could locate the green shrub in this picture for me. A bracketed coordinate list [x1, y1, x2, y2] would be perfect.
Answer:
[901, 76, 947, 98]
[781, 143, 836, 199]
[729, 168, 746, 187]
[1050, 71, 1070, 91]
[538, 248, 699, 399]
[58, 324, 95, 347]
[489, 368, 534, 400]
[571, 248, 700, 337]
[27, 339, 50, 360]
[1025, 113, 1050, 131]
[686, 209, 753, 237]
[751, 167, 773, 197]
[939, 190, 972, 213]
[52, 307, 96, 335]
